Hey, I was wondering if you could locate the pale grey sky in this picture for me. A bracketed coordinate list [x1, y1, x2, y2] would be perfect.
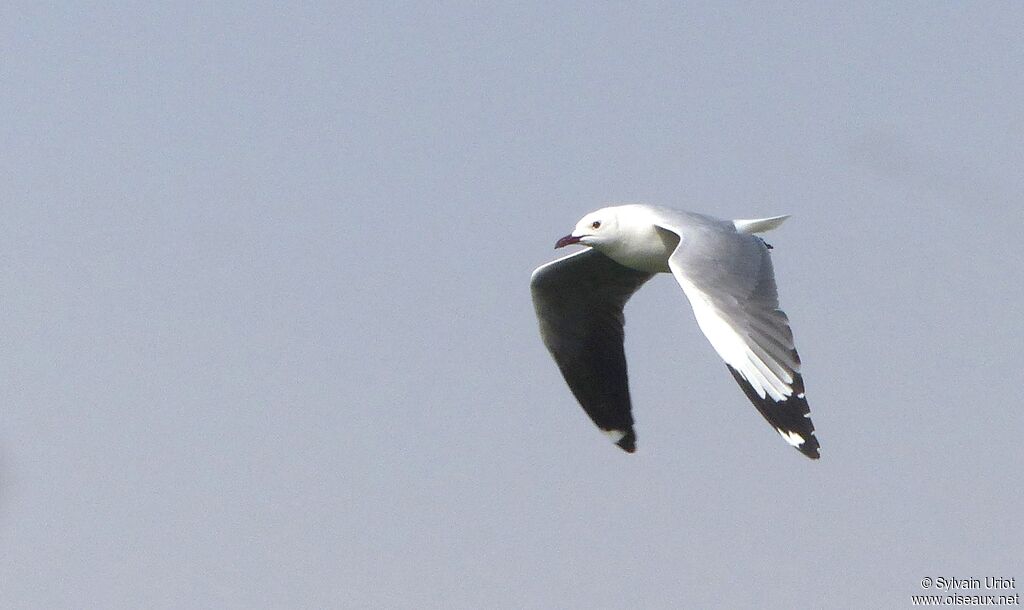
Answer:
[2, 3, 1022, 608]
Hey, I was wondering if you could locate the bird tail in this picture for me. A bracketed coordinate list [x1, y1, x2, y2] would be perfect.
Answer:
[733, 215, 790, 234]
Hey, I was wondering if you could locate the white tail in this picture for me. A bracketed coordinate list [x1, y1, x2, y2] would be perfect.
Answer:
[733, 215, 790, 234]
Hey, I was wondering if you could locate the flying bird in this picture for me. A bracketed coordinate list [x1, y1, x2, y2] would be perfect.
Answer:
[530, 204, 820, 458]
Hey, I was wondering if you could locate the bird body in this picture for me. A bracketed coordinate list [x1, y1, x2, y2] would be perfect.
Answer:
[572, 204, 682, 272]
[531, 204, 820, 458]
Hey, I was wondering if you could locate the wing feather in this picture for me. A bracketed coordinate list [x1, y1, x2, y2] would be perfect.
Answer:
[658, 222, 820, 459]
[530, 249, 654, 452]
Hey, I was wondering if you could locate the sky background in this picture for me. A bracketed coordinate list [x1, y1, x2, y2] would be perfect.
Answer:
[2, 2, 1022, 608]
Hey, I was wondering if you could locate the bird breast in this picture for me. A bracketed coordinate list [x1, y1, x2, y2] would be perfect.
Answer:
[601, 224, 679, 274]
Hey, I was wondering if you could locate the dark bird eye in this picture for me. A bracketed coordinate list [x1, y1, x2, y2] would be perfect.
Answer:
[591, 221, 601, 229]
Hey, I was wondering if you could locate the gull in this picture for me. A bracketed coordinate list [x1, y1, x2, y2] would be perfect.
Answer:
[530, 205, 820, 459]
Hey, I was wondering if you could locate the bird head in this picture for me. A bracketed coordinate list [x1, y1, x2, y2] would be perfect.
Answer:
[555, 208, 619, 249]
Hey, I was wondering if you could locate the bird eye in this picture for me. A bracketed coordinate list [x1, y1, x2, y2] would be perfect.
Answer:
[591, 221, 601, 229]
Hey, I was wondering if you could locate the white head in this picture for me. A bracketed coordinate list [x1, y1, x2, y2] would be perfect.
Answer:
[554, 207, 621, 250]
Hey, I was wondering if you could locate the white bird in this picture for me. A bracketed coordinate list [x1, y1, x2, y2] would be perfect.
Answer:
[530, 204, 820, 458]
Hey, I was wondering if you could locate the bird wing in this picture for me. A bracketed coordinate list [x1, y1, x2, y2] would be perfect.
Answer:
[530, 248, 654, 452]
[653, 219, 820, 459]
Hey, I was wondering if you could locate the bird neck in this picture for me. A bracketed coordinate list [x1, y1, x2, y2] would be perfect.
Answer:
[599, 223, 677, 274]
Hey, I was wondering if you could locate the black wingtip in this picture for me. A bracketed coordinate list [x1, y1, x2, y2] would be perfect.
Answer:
[616, 429, 637, 453]
[799, 440, 821, 460]
[726, 365, 820, 460]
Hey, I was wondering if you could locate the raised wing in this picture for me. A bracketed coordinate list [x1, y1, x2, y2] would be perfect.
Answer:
[530, 249, 654, 452]
[661, 223, 820, 458]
